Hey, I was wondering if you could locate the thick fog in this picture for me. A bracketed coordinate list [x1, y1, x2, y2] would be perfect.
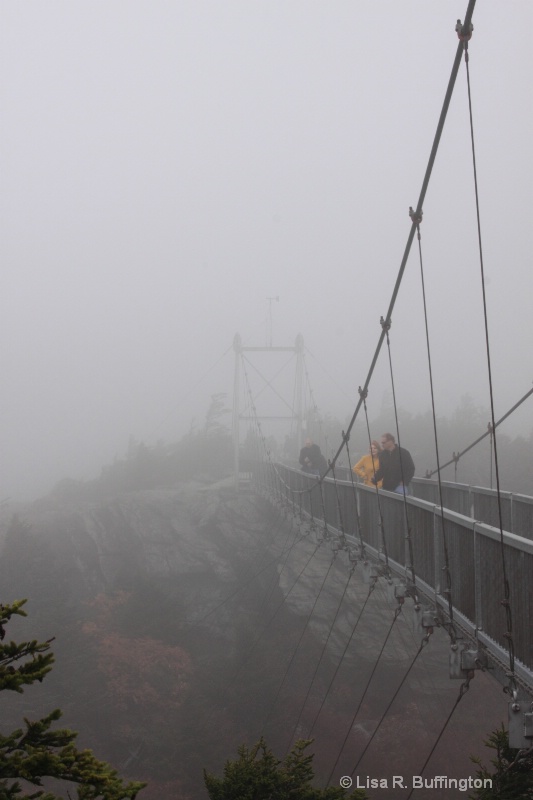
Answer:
[1, 1, 532, 500]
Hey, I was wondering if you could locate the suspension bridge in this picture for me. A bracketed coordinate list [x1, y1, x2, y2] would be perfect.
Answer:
[224, 0, 533, 787]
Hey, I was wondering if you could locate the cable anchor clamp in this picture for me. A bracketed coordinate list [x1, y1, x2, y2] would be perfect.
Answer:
[380, 316, 391, 332]
[409, 206, 423, 226]
[508, 697, 533, 748]
[358, 386, 368, 400]
[449, 642, 484, 680]
[455, 19, 474, 42]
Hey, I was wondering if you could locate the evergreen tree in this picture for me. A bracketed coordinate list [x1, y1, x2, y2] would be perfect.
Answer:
[0, 599, 145, 800]
[470, 725, 533, 799]
[203, 738, 367, 800]
[204, 393, 229, 438]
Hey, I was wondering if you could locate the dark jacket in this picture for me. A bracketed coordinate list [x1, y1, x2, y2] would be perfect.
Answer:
[299, 443, 326, 475]
[373, 446, 415, 491]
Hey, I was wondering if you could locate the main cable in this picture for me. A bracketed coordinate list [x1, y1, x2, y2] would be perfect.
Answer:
[324, 2, 477, 477]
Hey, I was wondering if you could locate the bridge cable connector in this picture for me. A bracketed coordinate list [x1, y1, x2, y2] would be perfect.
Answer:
[358, 386, 368, 401]
[409, 206, 423, 226]
[409, 206, 423, 241]
[348, 548, 359, 569]
[456, 18, 474, 63]
[368, 563, 390, 581]
[508, 696, 533, 749]
[380, 316, 391, 333]
[412, 603, 437, 637]
[455, 19, 474, 43]
[449, 643, 487, 680]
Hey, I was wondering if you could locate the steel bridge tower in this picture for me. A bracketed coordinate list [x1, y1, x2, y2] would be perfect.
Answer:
[232, 332, 305, 489]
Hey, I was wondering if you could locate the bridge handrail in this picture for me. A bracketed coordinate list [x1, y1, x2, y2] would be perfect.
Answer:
[260, 461, 533, 697]
[411, 476, 533, 540]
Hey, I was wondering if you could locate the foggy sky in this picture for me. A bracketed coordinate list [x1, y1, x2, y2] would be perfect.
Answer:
[1, 1, 532, 500]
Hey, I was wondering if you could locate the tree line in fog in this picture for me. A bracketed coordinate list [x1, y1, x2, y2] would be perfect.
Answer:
[50, 393, 532, 502]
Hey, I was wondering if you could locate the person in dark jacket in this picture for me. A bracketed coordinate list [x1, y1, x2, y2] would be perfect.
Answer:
[299, 438, 327, 477]
[372, 432, 415, 494]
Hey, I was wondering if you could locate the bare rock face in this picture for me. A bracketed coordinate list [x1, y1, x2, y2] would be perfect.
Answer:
[0, 480, 278, 629]
[0, 479, 510, 799]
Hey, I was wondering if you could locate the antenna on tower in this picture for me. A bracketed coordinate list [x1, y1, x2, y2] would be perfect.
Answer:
[266, 296, 279, 346]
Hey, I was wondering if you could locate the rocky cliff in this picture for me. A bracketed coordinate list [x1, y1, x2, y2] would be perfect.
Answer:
[0, 478, 508, 799]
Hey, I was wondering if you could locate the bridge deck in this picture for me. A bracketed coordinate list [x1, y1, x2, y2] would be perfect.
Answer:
[256, 462, 533, 708]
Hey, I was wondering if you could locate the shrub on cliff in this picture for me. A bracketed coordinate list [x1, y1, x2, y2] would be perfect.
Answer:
[203, 738, 367, 800]
[470, 725, 533, 799]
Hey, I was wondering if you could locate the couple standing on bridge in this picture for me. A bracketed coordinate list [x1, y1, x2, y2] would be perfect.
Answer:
[299, 433, 415, 495]
[353, 433, 415, 495]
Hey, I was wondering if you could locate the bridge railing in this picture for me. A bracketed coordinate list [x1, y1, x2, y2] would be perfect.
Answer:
[411, 477, 533, 541]
[257, 461, 533, 692]
[278, 467, 533, 540]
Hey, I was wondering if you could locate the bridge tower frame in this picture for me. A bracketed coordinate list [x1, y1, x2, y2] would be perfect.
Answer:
[232, 332, 305, 489]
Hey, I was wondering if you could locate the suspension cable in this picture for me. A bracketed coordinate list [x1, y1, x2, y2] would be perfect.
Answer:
[255, 517, 307, 625]
[261, 550, 337, 737]
[462, 21, 516, 692]
[361, 388, 389, 573]
[181, 522, 309, 636]
[424, 387, 533, 478]
[242, 352, 297, 412]
[322, 1, 477, 477]
[226, 539, 324, 694]
[411, 209, 457, 641]
[326, 603, 404, 786]
[308, 577, 379, 736]
[286, 562, 356, 751]
[343, 430, 366, 560]
[349, 630, 433, 777]
[405, 675, 472, 800]
[268, 2, 478, 497]
[329, 460, 347, 547]
[382, 320, 417, 591]
[302, 353, 328, 455]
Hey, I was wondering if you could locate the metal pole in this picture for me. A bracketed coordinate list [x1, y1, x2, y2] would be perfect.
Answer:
[295, 334, 304, 456]
[232, 333, 242, 490]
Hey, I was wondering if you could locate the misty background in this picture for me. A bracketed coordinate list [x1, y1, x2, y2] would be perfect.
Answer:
[1, 0, 532, 501]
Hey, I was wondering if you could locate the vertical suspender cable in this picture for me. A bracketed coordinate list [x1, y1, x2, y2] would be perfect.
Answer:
[360, 389, 390, 572]
[412, 212, 457, 640]
[382, 322, 417, 590]
[462, 24, 516, 690]
[343, 432, 367, 560]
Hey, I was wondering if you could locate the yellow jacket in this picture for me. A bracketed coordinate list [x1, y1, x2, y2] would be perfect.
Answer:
[353, 453, 382, 487]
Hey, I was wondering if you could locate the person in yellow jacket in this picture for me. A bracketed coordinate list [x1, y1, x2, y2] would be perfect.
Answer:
[353, 440, 383, 487]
